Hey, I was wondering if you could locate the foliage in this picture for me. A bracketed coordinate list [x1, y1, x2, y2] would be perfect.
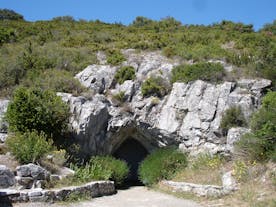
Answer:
[106, 49, 126, 65]
[138, 147, 188, 186]
[141, 76, 169, 97]
[52, 16, 75, 22]
[233, 160, 249, 182]
[6, 130, 53, 164]
[63, 191, 91, 203]
[73, 156, 129, 186]
[5, 87, 70, 140]
[22, 69, 87, 95]
[0, 9, 24, 20]
[220, 106, 247, 135]
[171, 62, 225, 83]
[0, 28, 16, 45]
[113, 91, 126, 103]
[236, 91, 276, 162]
[0, 16, 275, 96]
[114, 66, 135, 84]
[191, 153, 224, 170]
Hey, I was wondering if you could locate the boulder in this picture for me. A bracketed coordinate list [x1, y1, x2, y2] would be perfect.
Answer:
[75, 65, 117, 94]
[0, 165, 15, 188]
[16, 164, 49, 180]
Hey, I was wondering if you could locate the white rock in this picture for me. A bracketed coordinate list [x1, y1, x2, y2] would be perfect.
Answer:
[75, 65, 117, 94]
[226, 127, 250, 152]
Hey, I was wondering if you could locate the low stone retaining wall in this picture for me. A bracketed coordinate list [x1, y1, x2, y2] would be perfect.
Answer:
[162, 171, 237, 197]
[162, 181, 228, 197]
[0, 181, 115, 203]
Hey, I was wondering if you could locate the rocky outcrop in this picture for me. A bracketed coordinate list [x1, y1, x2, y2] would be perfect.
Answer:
[58, 50, 271, 157]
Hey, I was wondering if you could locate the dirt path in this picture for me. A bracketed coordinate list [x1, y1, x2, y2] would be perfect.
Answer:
[11, 186, 202, 207]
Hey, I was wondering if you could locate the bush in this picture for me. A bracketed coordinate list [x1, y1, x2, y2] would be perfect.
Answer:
[114, 66, 135, 84]
[141, 76, 169, 97]
[113, 91, 126, 103]
[5, 87, 70, 140]
[138, 147, 188, 186]
[171, 62, 225, 83]
[236, 91, 276, 162]
[220, 106, 247, 135]
[6, 130, 53, 164]
[73, 156, 129, 186]
[106, 49, 126, 65]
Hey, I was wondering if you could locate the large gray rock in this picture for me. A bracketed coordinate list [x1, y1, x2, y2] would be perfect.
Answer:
[16, 164, 49, 180]
[0, 165, 15, 188]
[75, 65, 117, 94]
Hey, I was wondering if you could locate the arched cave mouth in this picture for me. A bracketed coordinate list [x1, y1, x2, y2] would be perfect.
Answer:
[113, 138, 149, 185]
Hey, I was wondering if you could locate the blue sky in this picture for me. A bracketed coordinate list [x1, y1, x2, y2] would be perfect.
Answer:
[1, 0, 275, 30]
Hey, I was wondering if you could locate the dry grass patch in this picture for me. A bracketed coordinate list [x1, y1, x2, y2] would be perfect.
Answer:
[173, 153, 225, 186]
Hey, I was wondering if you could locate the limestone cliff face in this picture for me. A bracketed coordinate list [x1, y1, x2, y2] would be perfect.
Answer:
[56, 50, 271, 157]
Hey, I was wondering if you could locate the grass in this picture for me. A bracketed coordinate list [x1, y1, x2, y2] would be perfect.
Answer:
[173, 153, 225, 186]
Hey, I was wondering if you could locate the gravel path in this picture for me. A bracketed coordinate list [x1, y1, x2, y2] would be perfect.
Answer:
[11, 186, 202, 207]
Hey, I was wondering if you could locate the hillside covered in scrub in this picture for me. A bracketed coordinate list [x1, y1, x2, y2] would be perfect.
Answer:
[0, 9, 275, 98]
[0, 9, 275, 206]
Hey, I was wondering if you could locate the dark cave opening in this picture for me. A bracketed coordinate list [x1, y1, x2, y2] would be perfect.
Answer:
[113, 138, 149, 185]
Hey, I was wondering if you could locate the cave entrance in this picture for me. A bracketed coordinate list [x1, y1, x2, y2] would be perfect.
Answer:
[113, 138, 149, 185]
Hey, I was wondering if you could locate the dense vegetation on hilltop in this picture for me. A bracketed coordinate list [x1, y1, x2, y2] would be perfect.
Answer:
[0, 10, 275, 97]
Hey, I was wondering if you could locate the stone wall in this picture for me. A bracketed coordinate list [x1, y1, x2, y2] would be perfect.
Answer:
[0, 181, 115, 203]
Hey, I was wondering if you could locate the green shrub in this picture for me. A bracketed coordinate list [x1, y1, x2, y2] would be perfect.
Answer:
[106, 49, 126, 65]
[141, 76, 169, 97]
[220, 106, 247, 135]
[171, 62, 225, 83]
[138, 147, 188, 186]
[5, 87, 70, 140]
[115, 66, 135, 84]
[236, 91, 276, 162]
[6, 130, 53, 164]
[73, 156, 129, 186]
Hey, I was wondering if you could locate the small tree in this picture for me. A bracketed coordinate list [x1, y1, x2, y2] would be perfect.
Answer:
[141, 76, 169, 97]
[6, 87, 70, 141]
[6, 130, 53, 164]
[220, 106, 247, 135]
